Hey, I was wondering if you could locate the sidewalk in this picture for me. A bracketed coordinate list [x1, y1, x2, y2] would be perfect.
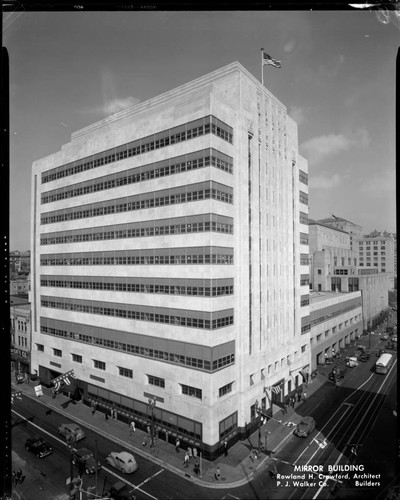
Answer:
[11, 373, 327, 493]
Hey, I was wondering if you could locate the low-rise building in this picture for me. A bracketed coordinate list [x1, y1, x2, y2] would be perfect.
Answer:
[310, 291, 363, 368]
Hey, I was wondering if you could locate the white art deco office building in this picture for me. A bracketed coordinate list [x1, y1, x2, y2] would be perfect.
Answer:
[31, 62, 310, 457]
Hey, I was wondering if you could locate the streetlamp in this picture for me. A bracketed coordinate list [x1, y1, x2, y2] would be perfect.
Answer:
[66, 433, 77, 498]
[148, 397, 156, 447]
[255, 400, 269, 454]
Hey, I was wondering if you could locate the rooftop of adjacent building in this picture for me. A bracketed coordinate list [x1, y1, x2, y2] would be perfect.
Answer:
[10, 296, 30, 307]
[309, 290, 360, 305]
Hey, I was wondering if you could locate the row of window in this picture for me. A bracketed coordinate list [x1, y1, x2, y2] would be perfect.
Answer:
[42, 115, 233, 183]
[40, 251, 234, 266]
[40, 278, 233, 297]
[40, 326, 235, 372]
[310, 303, 362, 328]
[299, 212, 308, 225]
[40, 219, 233, 245]
[299, 170, 308, 186]
[299, 191, 308, 205]
[41, 184, 233, 225]
[42, 149, 233, 204]
[41, 297, 234, 330]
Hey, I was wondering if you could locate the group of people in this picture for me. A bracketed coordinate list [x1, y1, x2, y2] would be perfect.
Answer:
[282, 392, 306, 414]
[12, 469, 25, 487]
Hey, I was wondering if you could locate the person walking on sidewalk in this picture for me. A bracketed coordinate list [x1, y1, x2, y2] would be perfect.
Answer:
[183, 452, 190, 467]
[129, 419, 136, 435]
[224, 440, 228, 456]
[175, 438, 180, 453]
[302, 392, 307, 402]
[215, 466, 221, 480]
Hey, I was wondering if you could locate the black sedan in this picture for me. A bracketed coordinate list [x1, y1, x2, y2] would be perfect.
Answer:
[294, 416, 316, 437]
[25, 436, 53, 458]
[72, 448, 101, 474]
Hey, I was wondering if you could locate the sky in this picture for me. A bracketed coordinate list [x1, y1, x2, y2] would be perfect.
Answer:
[3, 10, 398, 251]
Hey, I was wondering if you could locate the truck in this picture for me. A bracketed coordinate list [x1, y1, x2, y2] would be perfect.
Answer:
[105, 480, 136, 500]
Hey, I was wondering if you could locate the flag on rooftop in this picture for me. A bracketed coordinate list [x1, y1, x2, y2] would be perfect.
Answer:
[262, 52, 282, 68]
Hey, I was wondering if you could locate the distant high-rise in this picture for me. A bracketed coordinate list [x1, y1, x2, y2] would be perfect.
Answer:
[31, 62, 309, 457]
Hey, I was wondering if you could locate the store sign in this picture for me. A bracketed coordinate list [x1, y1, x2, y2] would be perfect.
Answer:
[10, 347, 30, 360]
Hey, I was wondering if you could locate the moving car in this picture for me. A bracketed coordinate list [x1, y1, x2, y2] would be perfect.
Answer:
[72, 448, 101, 474]
[106, 480, 136, 500]
[359, 352, 370, 361]
[106, 451, 138, 474]
[381, 333, 389, 341]
[25, 436, 53, 458]
[58, 423, 86, 441]
[294, 416, 316, 437]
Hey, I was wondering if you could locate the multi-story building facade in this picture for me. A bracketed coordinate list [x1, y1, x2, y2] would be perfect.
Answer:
[30, 62, 310, 457]
[10, 301, 31, 376]
[356, 230, 396, 290]
[309, 220, 359, 292]
[316, 215, 363, 251]
[309, 291, 363, 368]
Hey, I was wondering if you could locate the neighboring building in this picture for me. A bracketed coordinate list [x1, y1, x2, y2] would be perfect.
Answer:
[10, 278, 30, 296]
[316, 215, 362, 251]
[10, 250, 30, 273]
[10, 300, 31, 375]
[309, 291, 363, 368]
[309, 220, 358, 292]
[309, 219, 391, 332]
[30, 61, 310, 457]
[356, 230, 396, 290]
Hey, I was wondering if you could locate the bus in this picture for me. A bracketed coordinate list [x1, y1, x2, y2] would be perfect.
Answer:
[375, 353, 394, 374]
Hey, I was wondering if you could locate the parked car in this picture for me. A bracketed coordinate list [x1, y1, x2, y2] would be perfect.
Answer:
[294, 416, 316, 437]
[386, 342, 395, 350]
[325, 357, 334, 365]
[106, 451, 138, 474]
[72, 448, 101, 474]
[376, 349, 387, 357]
[58, 423, 86, 442]
[346, 356, 359, 367]
[381, 333, 389, 341]
[25, 436, 53, 458]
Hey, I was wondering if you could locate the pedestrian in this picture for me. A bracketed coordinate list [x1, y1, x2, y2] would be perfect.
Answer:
[113, 408, 118, 421]
[215, 466, 221, 480]
[12, 471, 17, 487]
[184, 452, 189, 467]
[302, 392, 306, 401]
[224, 440, 228, 456]
[175, 438, 180, 452]
[193, 447, 197, 458]
[194, 460, 200, 476]
[129, 420, 136, 435]
[91, 401, 97, 416]
[187, 446, 192, 460]
[105, 411, 108, 421]
[16, 469, 22, 482]
[297, 392, 301, 403]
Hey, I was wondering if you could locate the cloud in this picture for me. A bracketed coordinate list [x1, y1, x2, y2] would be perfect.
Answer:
[288, 106, 307, 126]
[359, 170, 395, 197]
[300, 128, 370, 165]
[309, 173, 342, 190]
[103, 97, 140, 115]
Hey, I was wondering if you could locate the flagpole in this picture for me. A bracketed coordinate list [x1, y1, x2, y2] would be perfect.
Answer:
[260, 48, 264, 86]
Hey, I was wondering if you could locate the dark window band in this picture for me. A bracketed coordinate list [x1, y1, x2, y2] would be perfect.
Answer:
[41, 148, 233, 204]
[40, 295, 234, 330]
[40, 276, 234, 297]
[41, 181, 233, 225]
[40, 318, 235, 373]
[40, 246, 234, 266]
[41, 115, 233, 183]
[40, 214, 233, 245]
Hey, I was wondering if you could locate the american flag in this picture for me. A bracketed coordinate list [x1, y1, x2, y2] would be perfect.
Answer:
[263, 52, 282, 69]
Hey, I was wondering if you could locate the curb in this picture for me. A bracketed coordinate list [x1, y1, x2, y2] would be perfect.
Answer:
[13, 384, 296, 490]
